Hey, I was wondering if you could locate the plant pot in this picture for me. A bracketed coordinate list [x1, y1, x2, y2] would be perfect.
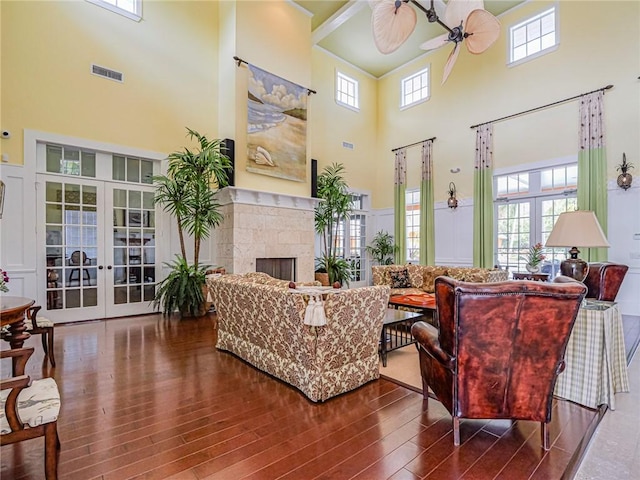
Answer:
[315, 272, 330, 286]
[526, 264, 541, 274]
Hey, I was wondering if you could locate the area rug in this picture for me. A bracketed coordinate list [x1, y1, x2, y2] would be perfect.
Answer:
[379, 344, 423, 393]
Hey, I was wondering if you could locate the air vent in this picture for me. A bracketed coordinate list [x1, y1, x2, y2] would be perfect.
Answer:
[91, 64, 124, 83]
[342, 141, 354, 150]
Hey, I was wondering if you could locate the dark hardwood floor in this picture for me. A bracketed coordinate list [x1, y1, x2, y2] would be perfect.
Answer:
[1, 313, 638, 480]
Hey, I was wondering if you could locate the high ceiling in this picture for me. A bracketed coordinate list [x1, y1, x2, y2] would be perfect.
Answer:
[293, 0, 524, 78]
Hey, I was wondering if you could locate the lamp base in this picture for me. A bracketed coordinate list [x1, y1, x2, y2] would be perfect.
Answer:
[560, 257, 589, 282]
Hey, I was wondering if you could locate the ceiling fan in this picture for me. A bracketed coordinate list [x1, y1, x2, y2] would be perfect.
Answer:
[371, 0, 501, 84]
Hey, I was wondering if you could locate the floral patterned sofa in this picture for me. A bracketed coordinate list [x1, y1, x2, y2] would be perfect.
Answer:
[207, 273, 390, 402]
[372, 264, 509, 296]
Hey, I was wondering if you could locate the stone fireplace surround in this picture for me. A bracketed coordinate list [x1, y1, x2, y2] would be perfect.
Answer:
[212, 187, 319, 282]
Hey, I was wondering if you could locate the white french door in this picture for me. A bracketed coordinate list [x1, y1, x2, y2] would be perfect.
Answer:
[35, 142, 160, 322]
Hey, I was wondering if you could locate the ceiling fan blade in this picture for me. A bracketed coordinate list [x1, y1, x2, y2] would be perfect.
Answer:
[419, 32, 450, 51]
[442, 42, 461, 84]
[445, 0, 484, 29]
[371, 0, 417, 54]
[464, 9, 501, 54]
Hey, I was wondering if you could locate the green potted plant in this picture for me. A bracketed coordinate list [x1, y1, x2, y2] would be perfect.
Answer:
[366, 230, 398, 265]
[152, 128, 232, 316]
[314, 163, 353, 286]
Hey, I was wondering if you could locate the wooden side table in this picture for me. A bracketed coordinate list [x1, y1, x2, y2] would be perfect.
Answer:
[512, 272, 549, 281]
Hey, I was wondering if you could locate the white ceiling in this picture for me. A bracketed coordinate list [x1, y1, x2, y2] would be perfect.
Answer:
[292, 0, 525, 78]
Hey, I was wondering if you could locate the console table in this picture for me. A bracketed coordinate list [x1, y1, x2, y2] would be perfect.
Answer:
[554, 302, 629, 410]
[512, 272, 549, 281]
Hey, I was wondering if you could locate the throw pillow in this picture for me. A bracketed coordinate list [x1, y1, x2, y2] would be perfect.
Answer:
[389, 269, 411, 289]
[422, 267, 448, 293]
[406, 264, 424, 288]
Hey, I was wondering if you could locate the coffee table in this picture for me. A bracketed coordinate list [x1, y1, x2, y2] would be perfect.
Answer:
[380, 308, 424, 367]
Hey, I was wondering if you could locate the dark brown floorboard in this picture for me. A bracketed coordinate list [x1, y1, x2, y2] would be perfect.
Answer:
[1, 313, 638, 480]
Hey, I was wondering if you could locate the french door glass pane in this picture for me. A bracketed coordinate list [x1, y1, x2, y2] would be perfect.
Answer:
[112, 188, 156, 305]
[45, 181, 99, 310]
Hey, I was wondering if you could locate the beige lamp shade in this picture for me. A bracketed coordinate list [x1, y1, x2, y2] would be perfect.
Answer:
[545, 210, 609, 282]
[545, 211, 610, 248]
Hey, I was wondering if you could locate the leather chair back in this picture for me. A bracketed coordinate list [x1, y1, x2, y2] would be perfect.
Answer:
[583, 262, 628, 301]
[413, 276, 586, 448]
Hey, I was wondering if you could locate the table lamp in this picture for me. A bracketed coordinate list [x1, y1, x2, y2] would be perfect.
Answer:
[545, 210, 610, 282]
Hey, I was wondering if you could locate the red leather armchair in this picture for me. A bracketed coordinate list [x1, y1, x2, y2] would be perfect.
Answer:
[411, 276, 586, 450]
[583, 262, 628, 301]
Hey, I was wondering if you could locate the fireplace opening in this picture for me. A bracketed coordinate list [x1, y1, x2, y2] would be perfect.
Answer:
[256, 258, 296, 281]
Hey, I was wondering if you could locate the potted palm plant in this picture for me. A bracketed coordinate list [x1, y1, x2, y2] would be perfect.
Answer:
[153, 128, 232, 316]
[366, 230, 398, 265]
[314, 163, 353, 286]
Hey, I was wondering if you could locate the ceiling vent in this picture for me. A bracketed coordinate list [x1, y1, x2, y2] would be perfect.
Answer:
[91, 64, 124, 83]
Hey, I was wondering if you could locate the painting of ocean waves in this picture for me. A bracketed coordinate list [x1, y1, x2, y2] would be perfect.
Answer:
[247, 100, 286, 134]
[246, 64, 307, 182]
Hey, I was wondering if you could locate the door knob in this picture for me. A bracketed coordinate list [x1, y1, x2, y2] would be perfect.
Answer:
[107, 265, 113, 270]
[98, 265, 104, 270]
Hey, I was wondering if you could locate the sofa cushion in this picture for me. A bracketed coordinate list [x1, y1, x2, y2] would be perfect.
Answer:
[406, 264, 424, 289]
[389, 269, 411, 288]
[422, 267, 449, 293]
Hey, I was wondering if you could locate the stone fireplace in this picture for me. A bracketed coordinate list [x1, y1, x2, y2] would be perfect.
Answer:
[212, 187, 319, 282]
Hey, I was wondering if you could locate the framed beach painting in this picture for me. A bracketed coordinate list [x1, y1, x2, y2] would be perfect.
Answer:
[246, 64, 307, 182]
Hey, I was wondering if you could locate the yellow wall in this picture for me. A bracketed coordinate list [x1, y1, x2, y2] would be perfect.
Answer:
[309, 49, 379, 193]
[228, 0, 312, 196]
[375, 0, 640, 208]
[1, 0, 220, 160]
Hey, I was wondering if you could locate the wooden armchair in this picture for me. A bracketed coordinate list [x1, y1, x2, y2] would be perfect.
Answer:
[411, 276, 586, 450]
[26, 305, 56, 367]
[1, 347, 61, 479]
[583, 262, 628, 302]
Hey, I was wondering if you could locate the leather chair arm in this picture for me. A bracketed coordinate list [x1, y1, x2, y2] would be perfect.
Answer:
[411, 321, 455, 370]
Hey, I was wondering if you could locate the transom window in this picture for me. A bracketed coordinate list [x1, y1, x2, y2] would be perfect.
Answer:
[86, 0, 142, 21]
[405, 189, 420, 262]
[495, 163, 577, 277]
[509, 7, 557, 65]
[401, 67, 430, 108]
[335, 71, 359, 111]
[46, 145, 96, 178]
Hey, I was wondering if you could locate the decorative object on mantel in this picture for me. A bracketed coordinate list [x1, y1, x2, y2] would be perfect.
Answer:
[521, 243, 545, 274]
[314, 163, 353, 286]
[447, 182, 458, 209]
[152, 128, 232, 317]
[545, 210, 610, 282]
[616, 153, 633, 190]
[242, 61, 308, 182]
[370, 0, 500, 84]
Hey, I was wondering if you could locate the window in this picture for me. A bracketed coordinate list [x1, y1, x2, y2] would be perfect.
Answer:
[46, 145, 96, 178]
[401, 67, 429, 108]
[112, 155, 154, 184]
[335, 194, 367, 283]
[86, 0, 142, 21]
[509, 7, 557, 65]
[406, 189, 420, 262]
[495, 163, 577, 277]
[335, 71, 359, 111]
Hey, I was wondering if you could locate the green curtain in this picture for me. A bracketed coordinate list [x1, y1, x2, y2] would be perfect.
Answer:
[473, 124, 495, 268]
[394, 149, 406, 265]
[420, 141, 435, 265]
[577, 91, 608, 261]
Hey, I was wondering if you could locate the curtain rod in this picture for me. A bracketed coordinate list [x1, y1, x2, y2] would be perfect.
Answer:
[391, 136, 436, 153]
[469, 84, 614, 129]
[233, 56, 317, 95]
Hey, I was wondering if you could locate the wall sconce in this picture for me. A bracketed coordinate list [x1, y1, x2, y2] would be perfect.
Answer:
[616, 153, 633, 190]
[447, 182, 458, 209]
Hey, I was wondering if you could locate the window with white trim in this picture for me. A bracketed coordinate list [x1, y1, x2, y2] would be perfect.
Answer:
[401, 67, 429, 108]
[495, 163, 577, 277]
[335, 71, 359, 111]
[406, 189, 420, 262]
[86, 0, 142, 21]
[509, 7, 557, 65]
